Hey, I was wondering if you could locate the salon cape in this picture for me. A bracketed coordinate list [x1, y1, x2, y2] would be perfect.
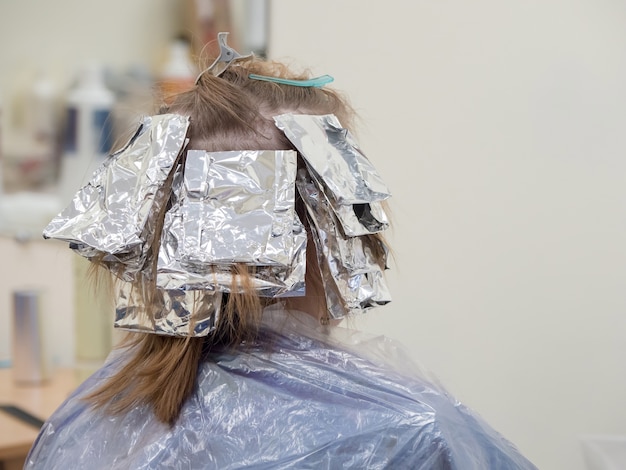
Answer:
[26, 307, 537, 469]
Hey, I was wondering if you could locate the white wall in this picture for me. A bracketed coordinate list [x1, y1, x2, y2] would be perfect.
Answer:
[270, 2, 626, 470]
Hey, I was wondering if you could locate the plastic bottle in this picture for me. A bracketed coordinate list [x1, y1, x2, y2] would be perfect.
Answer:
[159, 36, 196, 104]
[58, 62, 114, 202]
[110, 64, 154, 145]
[13, 290, 49, 384]
[30, 71, 58, 143]
[27, 70, 60, 186]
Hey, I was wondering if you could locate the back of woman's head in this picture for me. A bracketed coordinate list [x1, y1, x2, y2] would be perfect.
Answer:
[84, 55, 387, 426]
[164, 60, 355, 151]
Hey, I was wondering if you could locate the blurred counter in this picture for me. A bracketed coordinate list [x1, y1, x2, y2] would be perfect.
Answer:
[0, 368, 78, 469]
[0, 236, 74, 369]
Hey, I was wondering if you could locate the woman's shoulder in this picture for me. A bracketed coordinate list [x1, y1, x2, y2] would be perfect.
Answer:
[26, 311, 536, 469]
[190, 314, 536, 469]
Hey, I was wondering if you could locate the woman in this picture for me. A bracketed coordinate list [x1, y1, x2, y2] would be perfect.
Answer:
[29, 37, 537, 469]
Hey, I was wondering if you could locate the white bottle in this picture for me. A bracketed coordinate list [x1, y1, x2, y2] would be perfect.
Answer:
[30, 71, 58, 142]
[28, 70, 60, 187]
[58, 62, 114, 203]
[159, 37, 196, 103]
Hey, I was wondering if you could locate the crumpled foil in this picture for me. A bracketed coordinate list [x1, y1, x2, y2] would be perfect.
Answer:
[114, 277, 221, 337]
[43, 114, 190, 278]
[43, 111, 394, 335]
[274, 113, 391, 236]
[157, 149, 307, 297]
[297, 169, 391, 319]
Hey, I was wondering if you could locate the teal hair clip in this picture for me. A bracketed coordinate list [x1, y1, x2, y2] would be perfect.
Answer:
[196, 32, 334, 89]
[248, 74, 334, 88]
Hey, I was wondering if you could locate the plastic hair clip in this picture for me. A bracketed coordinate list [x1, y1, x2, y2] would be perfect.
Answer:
[248, 74, 334, 88]
[195, 32, 253, 84]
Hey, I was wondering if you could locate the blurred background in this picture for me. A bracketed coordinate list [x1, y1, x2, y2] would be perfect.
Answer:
[1, 1, 625, 469]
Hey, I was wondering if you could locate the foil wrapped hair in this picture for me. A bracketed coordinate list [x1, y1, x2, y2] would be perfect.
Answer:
[44, 113, 392, 336]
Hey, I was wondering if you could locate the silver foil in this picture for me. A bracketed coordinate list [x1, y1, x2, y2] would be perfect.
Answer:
[43, 111, 393, 336]
[274, 113, 391, 236]
[297, 169, 391, 319]
[43, 114, 190, 278]
[115, 278, 221, 337]
[157, 149, 307, 297]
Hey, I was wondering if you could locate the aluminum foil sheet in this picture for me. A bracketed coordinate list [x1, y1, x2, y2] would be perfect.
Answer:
[327, 194, 389, 237]
[157, 149, 307, 297]
[42, 111, 394, 336]
[274, 113, 390, 236]
[297, 169, 391, 319]
[26, 308, 538, 470]
[114, 278, 220, 337]
[43, 114, 190, 278]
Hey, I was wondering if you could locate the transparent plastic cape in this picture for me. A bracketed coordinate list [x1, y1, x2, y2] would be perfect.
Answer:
[26, 307, 537, 470]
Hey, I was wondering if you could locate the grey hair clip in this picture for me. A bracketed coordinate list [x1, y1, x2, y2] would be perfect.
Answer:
[195, 32, 253, 84]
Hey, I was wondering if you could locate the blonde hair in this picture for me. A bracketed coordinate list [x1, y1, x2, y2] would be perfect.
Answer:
[86, 57, 385, 426]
